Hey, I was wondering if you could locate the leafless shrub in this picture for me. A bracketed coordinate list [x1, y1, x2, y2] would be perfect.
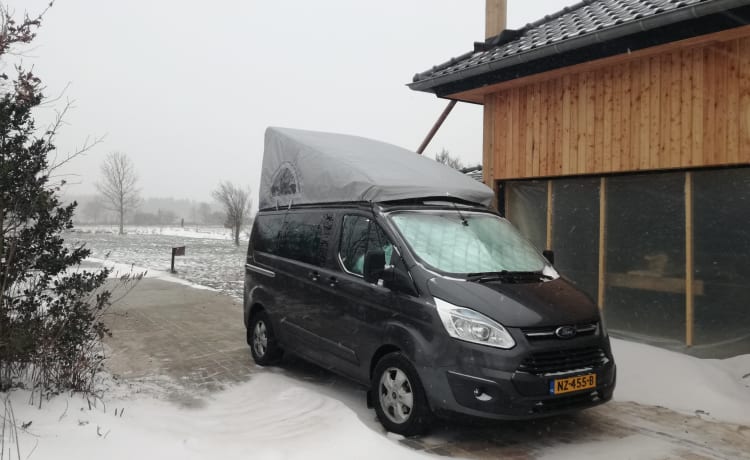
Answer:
[212, 182, 252, 246]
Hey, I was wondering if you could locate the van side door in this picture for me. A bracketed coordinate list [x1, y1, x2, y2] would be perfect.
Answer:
[320, 213, 400, 382]
[273, 211, 338, 361]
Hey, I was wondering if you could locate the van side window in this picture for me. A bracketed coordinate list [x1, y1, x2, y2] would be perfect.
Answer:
[277, 212, 324, 266]
[252, 214, 284, 255]
[339, 215, 393, 277]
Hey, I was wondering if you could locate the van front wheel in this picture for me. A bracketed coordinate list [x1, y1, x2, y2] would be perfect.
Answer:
[248, 310, 283, 365]
[372, 353, 432, 436]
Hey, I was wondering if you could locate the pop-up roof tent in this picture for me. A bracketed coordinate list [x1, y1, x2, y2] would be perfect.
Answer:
[259, 127, 494, 210]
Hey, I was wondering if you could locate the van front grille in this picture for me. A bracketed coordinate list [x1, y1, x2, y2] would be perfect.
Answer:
[518, 346, 609, 375]
[521, 322, 598, 341]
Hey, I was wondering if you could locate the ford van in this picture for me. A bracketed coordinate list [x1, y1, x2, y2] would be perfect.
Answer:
[244, 127, 615, 436]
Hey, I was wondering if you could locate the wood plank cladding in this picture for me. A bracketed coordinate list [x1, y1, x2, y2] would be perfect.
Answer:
[481, 33, 750, 181]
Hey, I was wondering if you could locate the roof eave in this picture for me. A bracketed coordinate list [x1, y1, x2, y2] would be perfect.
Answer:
[409, 0, 750, 95]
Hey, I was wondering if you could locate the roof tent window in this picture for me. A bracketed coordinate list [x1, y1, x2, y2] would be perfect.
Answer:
[270, 162, 301, 198]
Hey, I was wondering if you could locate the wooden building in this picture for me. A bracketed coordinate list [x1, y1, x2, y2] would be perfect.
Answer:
[410, 0, 750, 357]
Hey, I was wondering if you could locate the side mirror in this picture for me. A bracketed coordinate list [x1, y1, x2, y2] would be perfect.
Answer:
[363, 250, 386, 284]
[543, 249, 555, 265]
[382, 265, 418, 296]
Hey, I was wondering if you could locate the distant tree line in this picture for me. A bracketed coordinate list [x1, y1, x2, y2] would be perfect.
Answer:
[74, 155, 254, 241]
[72, 195, 226, 226]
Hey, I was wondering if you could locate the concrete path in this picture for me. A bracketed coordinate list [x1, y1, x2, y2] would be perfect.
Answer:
[104, 278, 750, 459]
[104, 278, 252, 406]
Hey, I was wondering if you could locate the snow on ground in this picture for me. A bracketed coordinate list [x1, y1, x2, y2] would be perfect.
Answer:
[4, 373, 432, 460]
[72, 225, 246, 241]
[5, 338, 749, 460]
[43, 229, 750, 459]
[66, 228, 246, 299]
[87, 257, 218, 292]
[612, 338, 750, 426]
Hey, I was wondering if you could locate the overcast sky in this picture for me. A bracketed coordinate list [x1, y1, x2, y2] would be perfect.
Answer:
[10, 0, 575, 204]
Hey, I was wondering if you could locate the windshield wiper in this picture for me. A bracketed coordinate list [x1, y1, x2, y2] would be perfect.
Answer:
[466, 271, 554, 283]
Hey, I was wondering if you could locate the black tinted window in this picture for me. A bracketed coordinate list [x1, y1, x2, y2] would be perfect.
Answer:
[339, 215, 392, 276]
[278, 212, 327, 266]
[252, 213, 284, 255]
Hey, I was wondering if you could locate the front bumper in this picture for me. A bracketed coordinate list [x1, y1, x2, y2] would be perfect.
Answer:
[416, 334, 616, 420]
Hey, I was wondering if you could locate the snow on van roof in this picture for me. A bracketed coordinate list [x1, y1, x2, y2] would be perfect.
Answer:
[259, 127, 494, 210]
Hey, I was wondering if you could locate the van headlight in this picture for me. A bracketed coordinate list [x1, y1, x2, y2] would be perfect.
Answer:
[434, 298, 515, 349]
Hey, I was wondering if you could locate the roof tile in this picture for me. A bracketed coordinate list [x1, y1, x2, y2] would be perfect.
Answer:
[414, 0, 712, 83]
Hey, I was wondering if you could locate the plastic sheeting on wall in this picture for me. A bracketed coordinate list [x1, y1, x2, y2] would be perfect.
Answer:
[506, 180, 547, 251]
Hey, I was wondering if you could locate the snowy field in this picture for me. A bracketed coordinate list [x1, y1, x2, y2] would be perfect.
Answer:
[67, 225, 248, 299]
[2, 227, 747, 459]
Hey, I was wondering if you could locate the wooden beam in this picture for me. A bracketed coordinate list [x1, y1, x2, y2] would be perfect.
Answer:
[685, 171, 695, 347]
[416, 100, 457, 154]
[483, 95, 496, 190]
[485, 0, 507, 39]
[546, 180, 553, 249]
[597, 177, 607, 310]
[607, 273, 704, 295]
[503, 182, 510, 218]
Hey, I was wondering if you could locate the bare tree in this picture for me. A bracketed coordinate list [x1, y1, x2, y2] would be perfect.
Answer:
[434, 148, 464, 170]
[96, 152, 141, 235]
[212, 182, 252, 246]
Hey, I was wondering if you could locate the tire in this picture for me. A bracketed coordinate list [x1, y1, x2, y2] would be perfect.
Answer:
[372, 353, 433, 436]
[248, 310, 283, 365]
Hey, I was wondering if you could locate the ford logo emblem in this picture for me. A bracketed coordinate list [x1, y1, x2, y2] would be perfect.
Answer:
[555, 326, 577, 339]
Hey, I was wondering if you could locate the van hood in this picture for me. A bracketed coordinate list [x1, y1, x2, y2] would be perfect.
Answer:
[426, 276, 599, 328]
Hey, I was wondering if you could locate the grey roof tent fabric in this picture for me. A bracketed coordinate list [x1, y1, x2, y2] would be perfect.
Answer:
[259, 127, 494, 210]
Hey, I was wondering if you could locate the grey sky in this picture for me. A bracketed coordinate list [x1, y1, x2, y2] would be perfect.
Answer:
[11, 0, 575, 203]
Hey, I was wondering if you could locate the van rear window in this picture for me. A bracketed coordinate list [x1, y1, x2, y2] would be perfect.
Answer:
[252, 214, 284, 254]
[253, 211, 332, 266]
[278, 213, 324, 266]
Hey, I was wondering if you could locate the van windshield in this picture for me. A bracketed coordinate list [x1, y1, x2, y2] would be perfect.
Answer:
[388, 211, 550, 276]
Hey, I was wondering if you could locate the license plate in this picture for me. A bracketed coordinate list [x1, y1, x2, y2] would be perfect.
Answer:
[550, 374, 597, 395]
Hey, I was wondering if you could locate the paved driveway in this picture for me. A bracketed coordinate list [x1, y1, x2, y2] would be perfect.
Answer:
[104, 278, 750, 459]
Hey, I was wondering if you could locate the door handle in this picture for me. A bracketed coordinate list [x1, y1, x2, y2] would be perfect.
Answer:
[308, 271, 320, 282]
[327, 276, 338, 287]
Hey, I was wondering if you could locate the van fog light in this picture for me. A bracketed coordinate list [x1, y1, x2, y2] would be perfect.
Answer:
[434, 298, 515, 349]
[473, 388, 493, 402]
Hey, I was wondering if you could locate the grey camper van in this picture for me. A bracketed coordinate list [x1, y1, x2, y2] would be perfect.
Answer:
[244, 128, 616, 436]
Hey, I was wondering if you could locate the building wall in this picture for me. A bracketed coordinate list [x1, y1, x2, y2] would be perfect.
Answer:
[481, 28, 750, 183]
[465, 26, 750, 357]
[502, 168, 750, 358]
